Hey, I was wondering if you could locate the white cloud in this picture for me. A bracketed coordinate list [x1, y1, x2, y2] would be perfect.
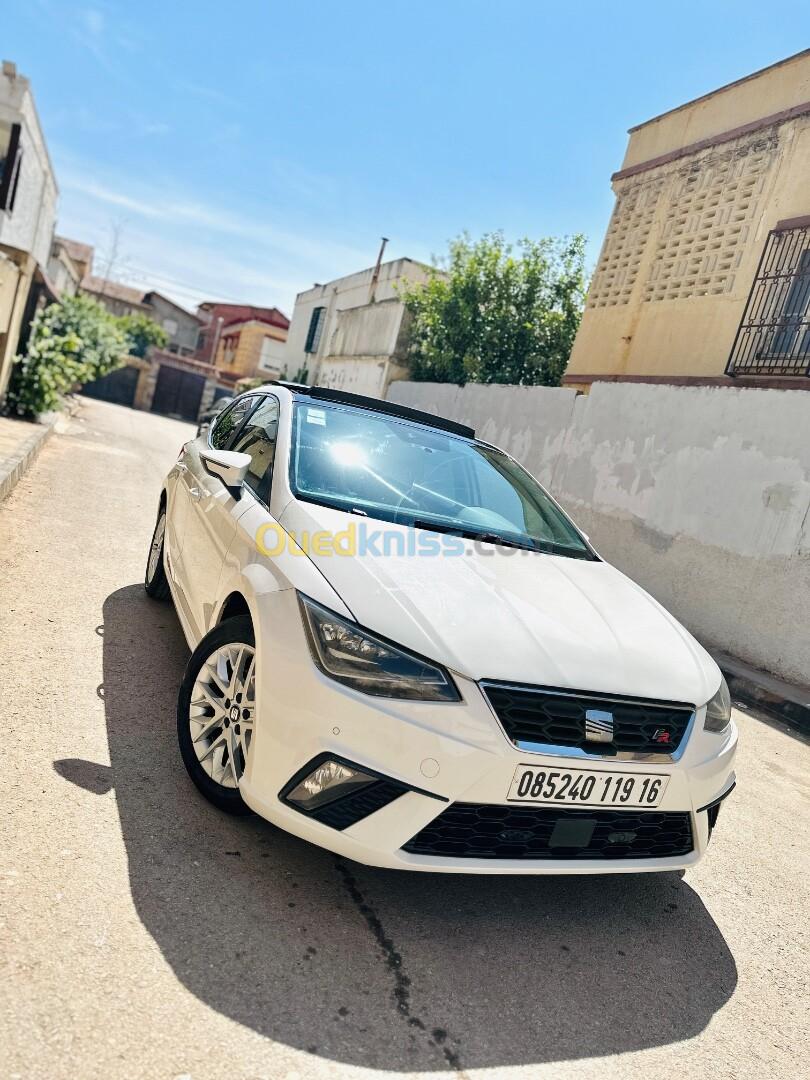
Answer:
[58, 165, 372, 269]
[54, 159, 379, 313]
[81, 8, 104, 37]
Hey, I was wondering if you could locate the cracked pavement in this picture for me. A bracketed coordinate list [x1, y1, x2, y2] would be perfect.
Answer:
[1, 398, 808, 1080]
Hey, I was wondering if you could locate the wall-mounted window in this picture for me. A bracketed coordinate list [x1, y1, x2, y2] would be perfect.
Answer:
[304, 306, 326, 353]
[0, 121, 22, 213]
[221, 333, 239, 366]
[727, 219, 810, 377]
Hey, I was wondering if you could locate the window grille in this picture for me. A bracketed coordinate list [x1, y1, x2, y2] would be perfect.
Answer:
[727, 221, 810, 376]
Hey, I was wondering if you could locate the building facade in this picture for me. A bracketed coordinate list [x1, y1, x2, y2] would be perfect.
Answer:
[47, 236, 84, 297]
[195, 303, 289, 369]
[284, 258, 434, 397]
[142, 291, 202, 356]
[565, 49, 810, 391]
[81, 274, 149, 319]
[214, 314, 288, 388]
[0, 60, 58, 403]
[78, 267, 203, 355]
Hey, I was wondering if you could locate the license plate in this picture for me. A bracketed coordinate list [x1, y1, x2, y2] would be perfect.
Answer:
[508, 765, 669, 808]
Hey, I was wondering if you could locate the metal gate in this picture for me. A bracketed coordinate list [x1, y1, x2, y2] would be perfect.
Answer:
[151, 364, 205, 421]
[81, 364, 139, 408]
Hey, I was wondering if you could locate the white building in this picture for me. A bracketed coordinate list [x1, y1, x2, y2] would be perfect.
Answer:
[284, 257, 437, 397]
[0, 60, 58, 402]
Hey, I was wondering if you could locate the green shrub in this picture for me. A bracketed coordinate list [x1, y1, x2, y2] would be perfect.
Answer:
[399, 232, 587, 387]
[6, 294, 128, 419]
[118, 312, 169, 358]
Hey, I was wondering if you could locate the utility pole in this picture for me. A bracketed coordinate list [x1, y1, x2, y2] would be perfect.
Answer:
[369, 236, 389, 302]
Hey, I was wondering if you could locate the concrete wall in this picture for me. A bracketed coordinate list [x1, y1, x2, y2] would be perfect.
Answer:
[388, 381, 580, 488]
[314, 297, 413, 397]
[388, 379, 810, 685]
[329, 297, 404, 358]
[565, 50, 810, 386]
[318, 355, 409, 397]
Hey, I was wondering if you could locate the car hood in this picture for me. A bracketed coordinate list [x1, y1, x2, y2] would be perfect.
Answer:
[279, 501, 719, 705]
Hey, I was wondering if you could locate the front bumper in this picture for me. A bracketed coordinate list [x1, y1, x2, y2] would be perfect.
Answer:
[240, 590, 738, 873]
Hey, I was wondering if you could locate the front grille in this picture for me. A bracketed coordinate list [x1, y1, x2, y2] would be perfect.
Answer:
[483, 682, 694, 756]
[402, 804, 694, 860]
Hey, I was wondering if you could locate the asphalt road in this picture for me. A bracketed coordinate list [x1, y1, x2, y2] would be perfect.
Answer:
[1, 397, 808, 1080]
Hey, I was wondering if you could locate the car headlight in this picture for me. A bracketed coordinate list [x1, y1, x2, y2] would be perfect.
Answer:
[298, 593, 460, 701]
[704, 676, 732, 733]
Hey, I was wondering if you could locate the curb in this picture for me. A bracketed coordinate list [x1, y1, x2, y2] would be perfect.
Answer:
[714, 650, 810, 738]
[0, 416, 56, 505]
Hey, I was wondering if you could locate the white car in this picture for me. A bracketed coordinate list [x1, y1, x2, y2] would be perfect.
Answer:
[146, 382, 737, 874]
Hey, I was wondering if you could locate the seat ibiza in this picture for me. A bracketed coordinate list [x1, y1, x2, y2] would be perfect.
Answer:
[146, 382, 737, 873]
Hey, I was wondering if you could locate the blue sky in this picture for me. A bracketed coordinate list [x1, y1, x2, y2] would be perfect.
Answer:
[6, 1, 809, 314]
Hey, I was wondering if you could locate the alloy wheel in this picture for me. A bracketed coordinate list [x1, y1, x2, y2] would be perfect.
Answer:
[147, 512, 165, 582]
[189, 643, 256, 789]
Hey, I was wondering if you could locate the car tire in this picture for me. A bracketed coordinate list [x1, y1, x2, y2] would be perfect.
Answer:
[177, 616, 256, 816]
[144, 506, 171, 600]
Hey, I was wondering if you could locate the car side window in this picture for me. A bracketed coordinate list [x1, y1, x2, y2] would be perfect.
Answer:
[210, 396, 256, 450]
[228, 396, 280, 504]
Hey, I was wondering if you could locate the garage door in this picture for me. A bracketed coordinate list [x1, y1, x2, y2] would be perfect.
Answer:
[151, 365, 205, 421]
[81, 364, 139, 408]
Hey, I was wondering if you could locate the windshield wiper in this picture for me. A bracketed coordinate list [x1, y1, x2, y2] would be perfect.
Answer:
[466, 531, 539, 552]
[411, 519, 595, 558]
[411, 519, 536, 552]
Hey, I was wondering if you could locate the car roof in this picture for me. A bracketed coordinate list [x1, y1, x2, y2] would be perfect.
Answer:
[259, 380, 475, 440]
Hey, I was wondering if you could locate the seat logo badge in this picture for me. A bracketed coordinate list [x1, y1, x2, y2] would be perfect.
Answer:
[585, 708, 614, 743]
[608, 831, 637, 844]
[499, 828, 534, 844]
[653, 729, 671, 745]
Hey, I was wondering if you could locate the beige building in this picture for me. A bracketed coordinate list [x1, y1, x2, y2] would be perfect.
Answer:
[215, 315, 289, 388]
[565, 49, 810, 391]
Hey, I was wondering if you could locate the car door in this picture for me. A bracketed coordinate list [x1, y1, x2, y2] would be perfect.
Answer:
[174, 394, 260, 637]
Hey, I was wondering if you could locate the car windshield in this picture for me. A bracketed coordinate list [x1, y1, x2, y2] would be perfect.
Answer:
[289, 401, 594, 559]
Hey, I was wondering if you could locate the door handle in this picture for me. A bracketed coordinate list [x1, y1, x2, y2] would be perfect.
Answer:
[189, 486, 204, 499]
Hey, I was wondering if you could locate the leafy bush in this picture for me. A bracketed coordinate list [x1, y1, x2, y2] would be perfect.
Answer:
[118, 312, 169, 358]
[6, 294, 129, 419]
[399, 232, 587, 386]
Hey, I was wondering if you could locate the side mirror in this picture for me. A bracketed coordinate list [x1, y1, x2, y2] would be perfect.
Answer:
[199, 447, 252, 494]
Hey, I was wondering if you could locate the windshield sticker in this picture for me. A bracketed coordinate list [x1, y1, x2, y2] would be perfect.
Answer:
[306, 408, 326, 426]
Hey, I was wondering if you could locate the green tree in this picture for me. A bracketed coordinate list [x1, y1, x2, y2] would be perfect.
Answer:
[117, 312, 169, 358]
[399, 232, 587, 386]
[6, 293, 128, 419]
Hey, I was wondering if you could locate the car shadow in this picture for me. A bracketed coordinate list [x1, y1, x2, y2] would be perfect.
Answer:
[75, 584, 737, 1072]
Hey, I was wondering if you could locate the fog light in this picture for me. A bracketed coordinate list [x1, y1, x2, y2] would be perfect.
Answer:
[285, 759, 376, 811]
